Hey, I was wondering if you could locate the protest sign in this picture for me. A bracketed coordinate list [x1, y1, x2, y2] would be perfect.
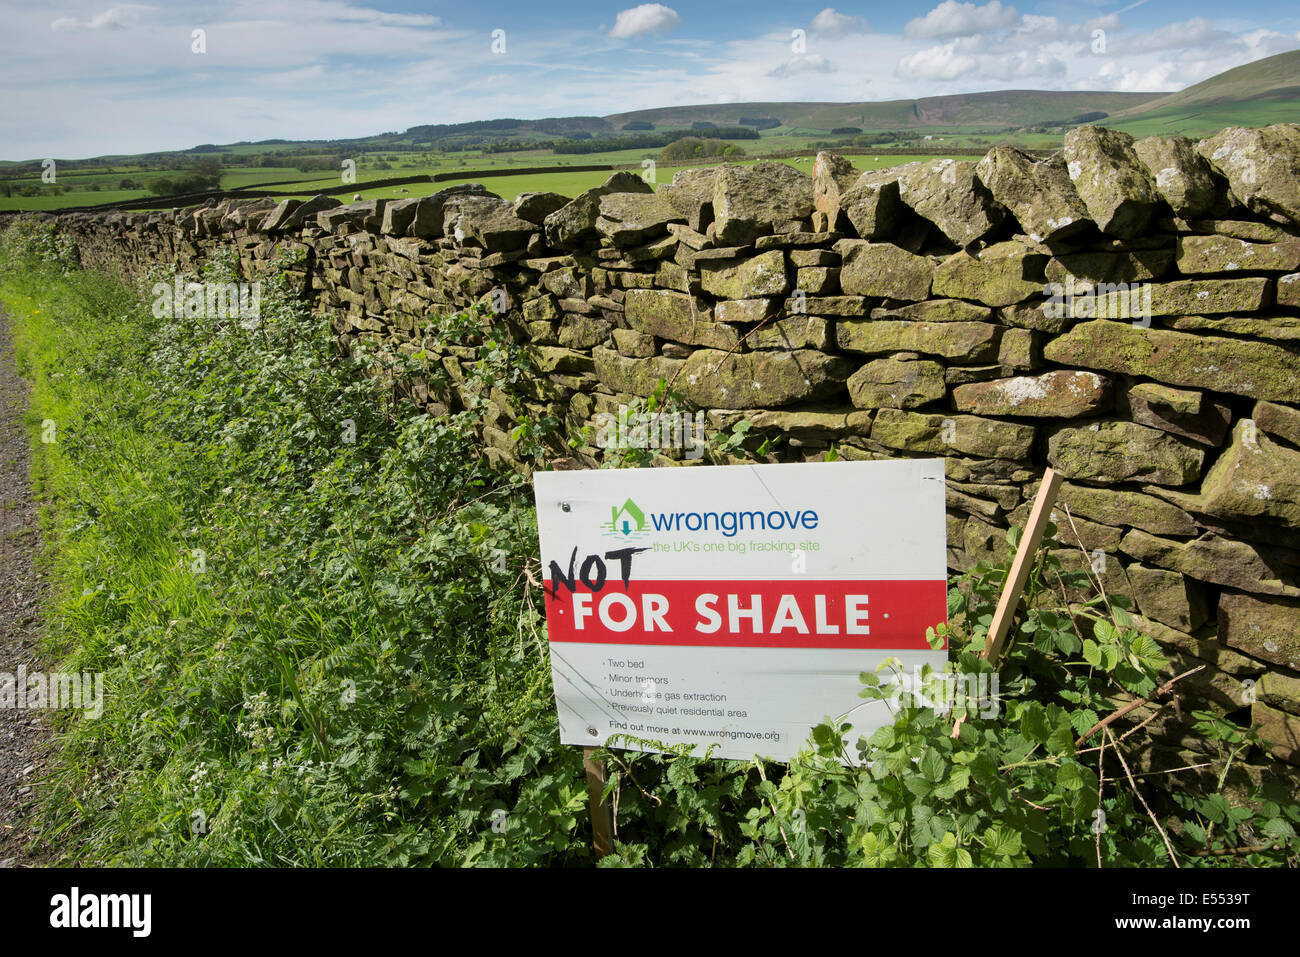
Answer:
[533, 459, 948, 762]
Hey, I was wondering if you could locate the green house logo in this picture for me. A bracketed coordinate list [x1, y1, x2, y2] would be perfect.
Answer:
[601, 498, 649, 539]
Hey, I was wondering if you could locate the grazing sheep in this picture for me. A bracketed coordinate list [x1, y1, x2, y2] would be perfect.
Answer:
[353, 193, 362, 201]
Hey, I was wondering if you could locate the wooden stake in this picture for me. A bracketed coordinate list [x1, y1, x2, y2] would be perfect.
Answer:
[982, 467, 1063, 665]
[582, 746, 614, 859]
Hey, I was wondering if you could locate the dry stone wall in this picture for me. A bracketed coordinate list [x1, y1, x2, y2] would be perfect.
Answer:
[35, 123, 1300, 768]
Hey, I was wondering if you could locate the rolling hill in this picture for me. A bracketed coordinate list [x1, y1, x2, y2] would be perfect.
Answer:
[1104, 49, 1300, 137]
[604, 90, 1161, 133]
[1116, 50, 1300, 114]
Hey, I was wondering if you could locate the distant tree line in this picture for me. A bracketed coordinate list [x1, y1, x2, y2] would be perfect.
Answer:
[0, 156, 231, 199]
[554, 127, 760, 154]
[660, 137, 745, 162]
[291, 155, 345, 172]
[147, 158, 223, 195]
[403, 116, 613, 150]
[470, 127, 762, 156]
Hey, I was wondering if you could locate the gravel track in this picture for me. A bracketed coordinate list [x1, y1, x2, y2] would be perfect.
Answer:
[0, 307, 54, 867]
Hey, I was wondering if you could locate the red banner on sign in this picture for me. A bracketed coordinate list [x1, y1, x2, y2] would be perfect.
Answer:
[542, 578, 947, 649]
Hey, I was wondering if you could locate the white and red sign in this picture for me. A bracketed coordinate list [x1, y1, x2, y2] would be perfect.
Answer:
[533, 459, 948, 762]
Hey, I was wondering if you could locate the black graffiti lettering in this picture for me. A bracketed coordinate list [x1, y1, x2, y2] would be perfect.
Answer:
[548, 546, 579, 600]
[580, 553, 607, 590]
[604, 547, 651, 590]
[548, 545, 649, 597]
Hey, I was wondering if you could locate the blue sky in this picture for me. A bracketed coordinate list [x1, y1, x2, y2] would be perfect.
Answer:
[3, 1, 1298, 159]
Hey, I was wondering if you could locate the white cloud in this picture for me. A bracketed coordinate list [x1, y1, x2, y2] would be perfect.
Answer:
[809, 8, 870, 36]
[317, 7, 439, 26]
[768, 54, 837, 78]
[1084, 14, 1121, 33]
[1098, 18, 1300, 68]
[7, 0, 1300, 161]
[1096, 60, 1181, 91]
[1241, 28, 1300, 58]
[896, 29, 1076, 85]
[51, 5, 153, 32]
[905, 1, 1020, 40]
[1009, 14, 1103, 44]
[1115, 17, 1233, 53]
[609, 4, 680, 40]
[896, 42, 979, 80]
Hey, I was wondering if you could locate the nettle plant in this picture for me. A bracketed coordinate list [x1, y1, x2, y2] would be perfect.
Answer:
[414, 298, 563, 464]
[0, 218, 81, 272]
[593, 525, 1298, 868]
[406, 301, 784, 472]
[590, 379, 783, 470]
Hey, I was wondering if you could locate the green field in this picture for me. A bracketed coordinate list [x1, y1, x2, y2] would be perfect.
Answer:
[327, 154, 948, 205]
[0, 110, 1075, 213]
[1104, 101, 1300, 139]
[0, 188, 145, 211]
[0, 165, 324, 211]
[0, 153, 954, 212]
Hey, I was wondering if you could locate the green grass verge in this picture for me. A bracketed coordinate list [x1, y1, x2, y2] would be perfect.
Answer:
[0, 244, 587, 866]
